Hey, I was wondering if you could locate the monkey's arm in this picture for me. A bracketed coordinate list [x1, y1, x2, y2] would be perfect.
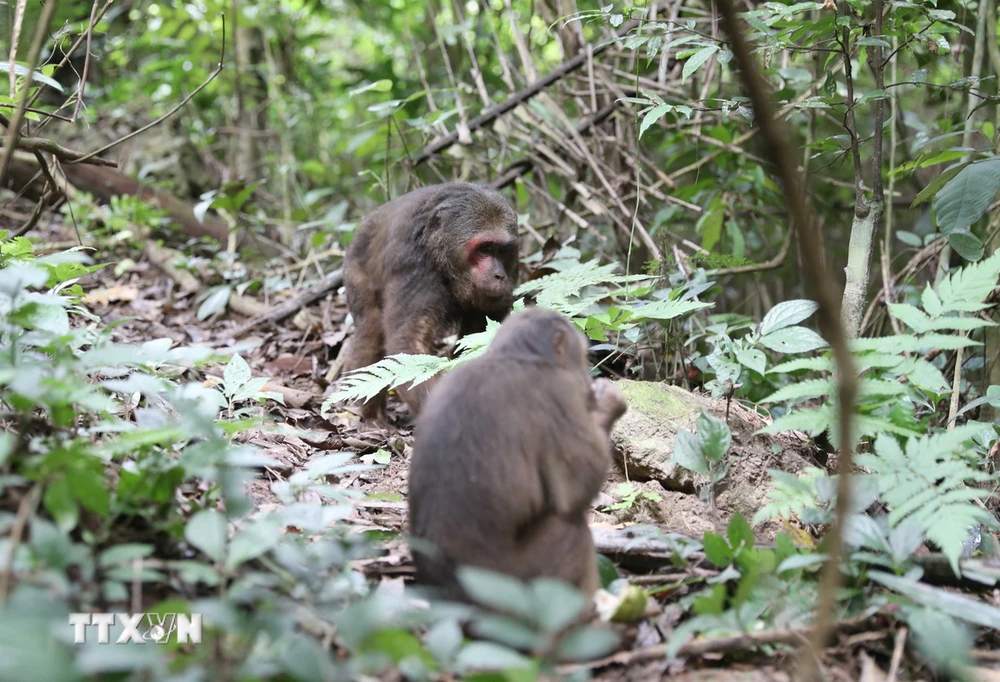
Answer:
[590, 378, 627, 436]
[383, 286, 450, 416]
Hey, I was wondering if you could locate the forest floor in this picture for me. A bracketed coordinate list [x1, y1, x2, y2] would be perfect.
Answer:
[43, 214, 996, 682]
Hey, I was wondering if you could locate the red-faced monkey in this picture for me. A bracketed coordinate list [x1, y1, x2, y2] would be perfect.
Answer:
[343, 183, 519, 422]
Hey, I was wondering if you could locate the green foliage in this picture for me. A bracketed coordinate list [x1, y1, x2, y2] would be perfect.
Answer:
[328, 259, 712, 410]
[602, 482, 663, 512]
[856, 426, 993, 573]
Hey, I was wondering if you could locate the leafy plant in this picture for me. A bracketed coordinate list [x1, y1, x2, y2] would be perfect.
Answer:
[602, 482, 663, 512]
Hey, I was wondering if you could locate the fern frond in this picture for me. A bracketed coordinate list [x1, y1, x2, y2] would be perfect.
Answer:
[855, 352, 907, 373]
[516, 260, 650, 317]
[756, 405, 832, 436]
[934, 250, 1000, 314]
[856, 377, 908, 399]
[632, 298, 713, 321]
[856, 426, 992, 572]
[323, 353, 451, 409]
[768, 357, 834, 374]
[760, 378, 833, 405]
[852, 333, 980, 354]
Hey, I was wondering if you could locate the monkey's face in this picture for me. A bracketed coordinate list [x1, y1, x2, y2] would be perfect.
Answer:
[456, 230, 519, 312]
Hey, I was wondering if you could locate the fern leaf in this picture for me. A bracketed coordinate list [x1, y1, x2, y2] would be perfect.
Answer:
[858, 426, 991, 573]
[515, 260, 649, 316]
[324, 353, 450, 409]
[760, 378, 833, 405]
[632, 299, 713, 321]
[852, 333, 980, 353]
[935, 250, 1000, 314]
[768, 357, 834, 374]
[856, 377, 909, 399]
[756, 405, 832, 436]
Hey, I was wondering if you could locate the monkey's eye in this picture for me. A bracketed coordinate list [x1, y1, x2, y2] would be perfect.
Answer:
[478, 243, 495, 257]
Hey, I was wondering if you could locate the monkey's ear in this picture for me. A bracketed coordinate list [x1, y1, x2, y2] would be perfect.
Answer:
[551, 328, 567, 360]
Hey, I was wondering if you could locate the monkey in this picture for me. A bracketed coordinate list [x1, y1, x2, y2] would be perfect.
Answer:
[407, 308, 628, 602]
[342, 183, 519, 422]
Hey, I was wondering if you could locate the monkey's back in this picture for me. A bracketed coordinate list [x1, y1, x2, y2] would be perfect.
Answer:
[408, 355, 605, 590]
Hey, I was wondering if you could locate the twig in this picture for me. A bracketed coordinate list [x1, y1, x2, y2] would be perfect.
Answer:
[412, 20, 639, 165]
[31, 0, 115, 132]
[557, 616, 875, 673]
[72, 16, 227, 165]
[231, 268, 344, 338]
[711, 1, 857, 680]
[7, 135, 117, 166]
[71, 0, 101, 122]
[886, 626, 907, 682]
[0, 0, 59, 190]
[489, 100, 619, 190]
[715, 225, 793, 275]
[0, 484, 42, 606]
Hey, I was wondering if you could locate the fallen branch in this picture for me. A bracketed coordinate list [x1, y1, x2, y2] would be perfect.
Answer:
[557, 616, 876, 673]
[489, 99, 619, 190]
[231, 268, 345, 338]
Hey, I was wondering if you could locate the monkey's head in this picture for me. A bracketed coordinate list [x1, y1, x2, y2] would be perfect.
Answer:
[423, 184, 519, 315]
[488, 308, 589, 370]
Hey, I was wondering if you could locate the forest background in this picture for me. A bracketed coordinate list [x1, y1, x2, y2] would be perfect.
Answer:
[2, 0, 1000, 679]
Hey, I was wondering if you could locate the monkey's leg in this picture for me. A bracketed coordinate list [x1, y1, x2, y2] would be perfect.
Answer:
[384, 300, 446, 416]
[510, 516, 601, 596]
[344, 289, 388, 422]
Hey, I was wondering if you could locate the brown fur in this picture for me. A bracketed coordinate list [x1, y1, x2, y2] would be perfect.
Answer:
[408, 308, 628, 601]
[343, 183, 519, 421]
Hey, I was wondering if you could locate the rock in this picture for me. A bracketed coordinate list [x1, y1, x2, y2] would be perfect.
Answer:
[608, 380, 814, 538]
[609, 380, 713, 489]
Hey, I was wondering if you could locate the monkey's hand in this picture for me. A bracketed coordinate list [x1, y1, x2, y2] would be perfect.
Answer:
[591, 378, 627, 436]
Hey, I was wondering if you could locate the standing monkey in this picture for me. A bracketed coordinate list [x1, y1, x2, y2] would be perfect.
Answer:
[343, 183, 519, 422]
[408, 308, 628, 600]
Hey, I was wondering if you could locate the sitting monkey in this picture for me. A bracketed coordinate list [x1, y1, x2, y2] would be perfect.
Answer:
[408, 308, 627, 601]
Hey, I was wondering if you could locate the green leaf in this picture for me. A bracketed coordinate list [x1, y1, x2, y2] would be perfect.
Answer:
[555, 626, 620, 662]
[633, 298, 713, 321]
[759, 299, 819, 336]
[870, 571, 1000, 629]
[758, 326, 828, 353]
[639, 103, 672, 138]
[348, 79, 393, 96]
[697, 411, 731, 463]
[682, 45, 719, 81]
[43, 476, 79, 533]
[455, 642, 535, 672]
[531, 578, 589, 632]
[888, 303, 931, 333]
[67, 468, 111, 517]
[197, 285, 231, 320]
[727, 513, 755, 552]
[226, 515, 283, 570]
[911, 163, 970, 207]
[424, 619, 463, 665]
[671, 428, 709, 473]
[185, 509, 227, 564]
[933, 159, 1000, 234]
[702, 532, 733, 567]
[736, 348, 766, 375]
[223, 354, 253, 392]
[0, 62, 65, 92]
[947, 231, 984, 261]
[456, 567, 535, 622]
